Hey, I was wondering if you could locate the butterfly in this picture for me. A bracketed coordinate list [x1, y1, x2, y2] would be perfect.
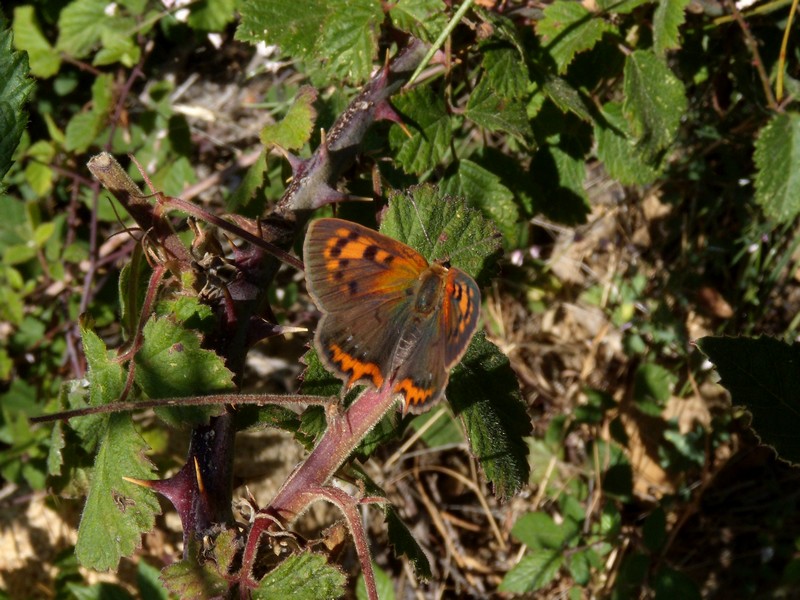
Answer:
[303, 218, 481, 414]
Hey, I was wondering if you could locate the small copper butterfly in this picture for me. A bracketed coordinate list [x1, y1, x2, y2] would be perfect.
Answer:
[304, 218, 481, 413]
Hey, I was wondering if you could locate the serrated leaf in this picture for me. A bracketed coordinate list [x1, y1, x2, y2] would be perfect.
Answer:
[382, 185, 502, 282]
[595, 101, 659, 185]
[541, 76, 592, 123]
[654, 0, 690, 56]
[754, 112, 800, 224]
[482, 44, 528, 100]
[388, 87, 452, 175]
[187, 0, 236, 31]
[160, 536, 229, 598]
[596, 0, 650, 12]
[440, 159, 520, 247]
[622, 50, 686, 163]
[465, 76, 531, 141]
[0, 24, 34, 185]
[253, 551, 346, 599]
[134, 316, 235, 426]
[321, 0, 383, 83]
[449, 333, 530, 500]
[236, 0, 329, 55]
[76, 412, 161, 570]
[697, 336, 800, 464]
[226, 150, 268, 212]
[13, 6, 61, 78]
[56, 0, 110, 57]
[384, 505, 432, 579]
[536, 1, 615, 73]
[499, 548, 563, 593]
[389, 0, 447, 43]
[24, 140, 55, 196]
[260, 87, 317, 150]
[512, 512, 565, 550]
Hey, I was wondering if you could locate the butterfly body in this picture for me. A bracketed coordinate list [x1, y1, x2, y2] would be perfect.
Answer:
[304, 218, 480, 413]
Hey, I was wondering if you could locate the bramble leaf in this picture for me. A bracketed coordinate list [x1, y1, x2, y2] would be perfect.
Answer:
[56, 0, 110, 57]
[595, 101, 659, 185]
[623, 50, 686, 163]
[134, 316, 235, 426]
[697, 336, 800, 465]
[260, 87, 317, 150]
[465, 76, 531, 141]
[12, 6, 60, 78]
[654, 0, 691, 56]
[753, 112, 800, 224]
[382, 185, 502, 282]
[389, 0, 447, 43]
[75, 327, 160, 570]
[449, 332, 531, 500]
[0, 22, 34, 187]
[388, 87, 452, 175]
[384, 504, 432, 579]
[160, 532, 234, 598]
[536, 1, 615, 73]
[252, 552, 346, 599]
[441, 159, 520, 247]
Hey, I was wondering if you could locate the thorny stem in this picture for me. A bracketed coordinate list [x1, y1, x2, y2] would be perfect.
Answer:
[240, 385, 400, 587]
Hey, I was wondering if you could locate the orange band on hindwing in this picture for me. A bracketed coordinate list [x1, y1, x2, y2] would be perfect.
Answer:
[394, 378, 435, 409]
[327, 342, 385, 389]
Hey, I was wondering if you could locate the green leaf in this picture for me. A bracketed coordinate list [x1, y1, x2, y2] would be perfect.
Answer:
[568, 549, 592, 586]
[410, 407, 463, 447]
[754, 112, 800, 224]
[622, 50, 686, 163]
[12, 6, 61, 78]
[381, 185, 502, 282]
[136, 560, 170, 600]
[187, 0, 236, 31]
[596, 0, 650, 12]
[697, 336, 800, 465]
[134, 316, 235, 426]
[499, 548, 563, 593]
[388, 87, 452, 175]
[653, 567, 701, 600]
[384, 504, 432, 579]
[482, 43, 528, 100]
[356, 562, 395, 600]
[465, 76, 531, 141]
[75, 413, 161, 570]
[95, 28, 140, 67]
[440, 159, 520, 247]
[632, 362, 674, 414]
[512, 512, 565, 550]
[260, 87, 317, 150]
[226, 150, 268, 212]
[388, 0, 447, 43]
[65, 112, 100, 153]
[536, 1, 615, 73]
[253, 552, 346, 599]
[56, 0, 110, 58]
[24, 140, 55, 197]
[653, 0, 691, 56]
[529, 138, 590, 225]
[236, 0, 329, 56]
[540, 76, 593, 123]
[595, 101, 660, 185]
[0, 23, 34, 185]
[449, 333, 531, 500]
[160, 535, 230, 598]
[321, 0, 383, 83]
